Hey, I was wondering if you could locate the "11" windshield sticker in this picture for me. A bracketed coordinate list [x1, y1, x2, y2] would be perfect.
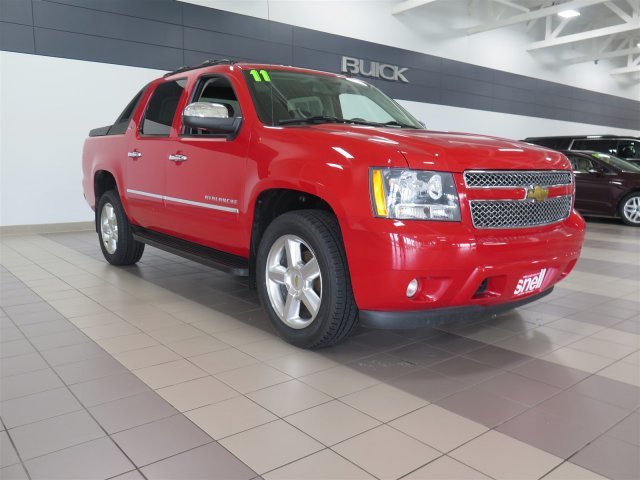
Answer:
[249, 69, 271, 82]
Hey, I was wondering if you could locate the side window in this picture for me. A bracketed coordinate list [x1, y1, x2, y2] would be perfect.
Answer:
[617, 141, 640, 159]
[571, 139, 616, 155]
[569, 155, 595, 173]
[339, 93, 394, 123]
[567, 155, 580, 171]
[141, 79, 186, 136]
[108, 88, 145, 136]
[186, 76, 241, 135]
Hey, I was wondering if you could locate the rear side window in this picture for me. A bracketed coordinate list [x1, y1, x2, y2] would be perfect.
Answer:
[141, 79, 186, 136]
[525, 138, 571, 150]
[571, 139, 616, 155]
[108, 88, 145, 136]
[617, 140, 640, 159]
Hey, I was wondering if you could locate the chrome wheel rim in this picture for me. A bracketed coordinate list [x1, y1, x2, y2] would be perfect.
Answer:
[100, 203, 118, 254]
[265, 234, 322, 329]
[623, 196, 640, 224]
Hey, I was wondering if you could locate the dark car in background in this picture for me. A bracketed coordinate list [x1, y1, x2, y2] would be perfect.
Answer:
[562, 150, 640, 226]
[525, 135, 640, 165]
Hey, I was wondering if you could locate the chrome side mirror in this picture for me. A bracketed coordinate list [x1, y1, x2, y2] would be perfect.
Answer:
[182, 102, 241, 134]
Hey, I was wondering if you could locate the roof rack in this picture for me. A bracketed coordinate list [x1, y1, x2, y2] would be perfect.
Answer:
[163, 59, 236, 78]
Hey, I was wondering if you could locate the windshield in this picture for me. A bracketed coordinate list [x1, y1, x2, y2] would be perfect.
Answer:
[242, 69, 423, 129]
[590, 152, 640, 173]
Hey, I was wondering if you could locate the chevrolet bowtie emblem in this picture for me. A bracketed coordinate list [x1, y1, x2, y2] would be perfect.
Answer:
[526, 185, 549, 202]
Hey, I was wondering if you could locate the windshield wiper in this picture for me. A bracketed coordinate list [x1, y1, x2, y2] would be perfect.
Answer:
[383, 120, 419, 129]
[278, 116, 420, 128]
[278, 116, 382, 127]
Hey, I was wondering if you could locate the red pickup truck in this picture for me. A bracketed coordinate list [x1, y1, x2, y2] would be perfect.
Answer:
[82, 60, 585, 348]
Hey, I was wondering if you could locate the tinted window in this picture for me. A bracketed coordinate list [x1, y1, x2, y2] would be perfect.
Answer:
[617, 140, 640, 159]
[108, 88, 145, 136]
[571, 139, 617, 154]
[141, 79, 186, 136]
[526, 138, 572, 149]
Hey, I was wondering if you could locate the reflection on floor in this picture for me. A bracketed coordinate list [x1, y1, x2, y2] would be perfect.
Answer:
[0, 220, 638, 479]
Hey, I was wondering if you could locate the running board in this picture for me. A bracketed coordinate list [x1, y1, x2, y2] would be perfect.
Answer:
[132, 227, 249, 276]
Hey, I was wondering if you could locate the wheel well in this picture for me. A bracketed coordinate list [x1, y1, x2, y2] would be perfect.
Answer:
[94, 170, 117, 202]
[248, 189, 336, 288]
[618, 189, 640, 209]
[94, 171, 118, 232]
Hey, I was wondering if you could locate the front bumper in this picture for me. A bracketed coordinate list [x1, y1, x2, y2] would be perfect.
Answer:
[359, 288, 553, 329]
[343, 211, 584, 314]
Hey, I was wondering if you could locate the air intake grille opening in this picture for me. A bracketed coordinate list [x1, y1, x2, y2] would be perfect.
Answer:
[470, 196, 572, 229]
[473, 278, 489, 298]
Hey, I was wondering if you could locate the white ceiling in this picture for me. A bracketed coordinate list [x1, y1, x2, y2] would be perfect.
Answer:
[392, 0, 640, 79]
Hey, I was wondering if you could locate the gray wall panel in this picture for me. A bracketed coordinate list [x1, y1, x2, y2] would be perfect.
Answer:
[34, 28, 183, 70]
[1, 0, 637, 130]
[292, 46, 339, 73]
[184, 49, 234, 67]
[184, 27, 292, 65]
[493, 84, 532, 103]
[493, 71, 539, 91]
[535, 93, 573, 110]
[0, 0, 33, 25]
[183, 3, 292, 44]
[33, 1, 183, 49]
[575, 100, 608, 115]
[442, 74, 494, 97]
[41, 0, 182, 25]
[0, 21, 34, 53]
[441, 59, 494, 83]
[405, 69, 440, 89]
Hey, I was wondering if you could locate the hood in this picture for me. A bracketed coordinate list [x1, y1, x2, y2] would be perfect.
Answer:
[307, 124, 571, 172]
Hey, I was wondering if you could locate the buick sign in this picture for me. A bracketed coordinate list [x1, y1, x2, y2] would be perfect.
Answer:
[341, 56, 409, 83]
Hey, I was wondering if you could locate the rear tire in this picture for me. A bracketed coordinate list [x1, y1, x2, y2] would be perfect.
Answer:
[96, 190, 145, 265]
[256, 210, 358, 348]
[619, 193, 640, 226]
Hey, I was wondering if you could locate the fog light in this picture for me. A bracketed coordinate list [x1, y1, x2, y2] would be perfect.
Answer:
[406, 278, 419, 298]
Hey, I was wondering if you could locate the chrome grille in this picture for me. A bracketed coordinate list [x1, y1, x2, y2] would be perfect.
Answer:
[465, 170, 572, 188]
[470, 196, 572, 229]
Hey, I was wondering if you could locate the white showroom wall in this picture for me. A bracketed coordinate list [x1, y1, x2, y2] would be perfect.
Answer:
[1, 1, 639, 228]
[0, 52, 162, 227]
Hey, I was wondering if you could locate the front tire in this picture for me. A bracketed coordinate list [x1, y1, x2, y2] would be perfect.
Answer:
[96, 190, 145, 265]
[619, 193, 640, 226]
[256, 210, 358, 348]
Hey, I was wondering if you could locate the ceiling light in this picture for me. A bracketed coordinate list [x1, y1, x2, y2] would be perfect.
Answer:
[558, 9, 580, 18]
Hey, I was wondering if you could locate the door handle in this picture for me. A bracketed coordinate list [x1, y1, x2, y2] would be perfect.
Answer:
[127, 151, 142, 158]
[168, 154, 188, 162]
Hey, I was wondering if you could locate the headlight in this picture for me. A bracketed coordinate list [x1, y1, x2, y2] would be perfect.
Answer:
[370, 168, 461, 221]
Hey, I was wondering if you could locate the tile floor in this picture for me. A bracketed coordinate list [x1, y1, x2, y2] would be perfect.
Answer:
[0, 220, 638, 480]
